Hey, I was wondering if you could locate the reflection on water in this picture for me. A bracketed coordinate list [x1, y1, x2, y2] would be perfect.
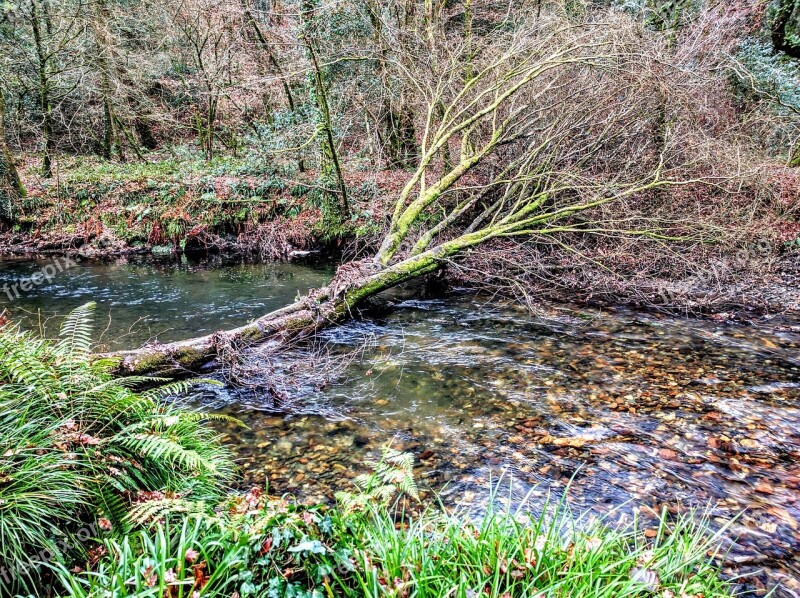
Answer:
[1, 255, 799, 595]
[0, 254, 333, 350]
[211, 298, 800, 597]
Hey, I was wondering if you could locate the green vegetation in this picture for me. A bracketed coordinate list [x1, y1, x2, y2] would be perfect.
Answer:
[0, 307, 733, 597]
[53, 472, 734, 598]
[0, 304, 234, 594]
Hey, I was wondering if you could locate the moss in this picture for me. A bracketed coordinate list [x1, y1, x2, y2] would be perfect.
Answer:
[125, 352, 171, 374]
[238, 325, 266, 342]
[174, 346, 212, 369]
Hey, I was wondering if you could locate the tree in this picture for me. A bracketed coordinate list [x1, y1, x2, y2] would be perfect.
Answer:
[301, 0, 350, 220]
[114, 7, 732, 375]
[172, 0, 242, 160]
[87, 0, 123, 160]
[364, 0, 418, 168]
[16, 0, 86, 177]
[0, 89, 25, 224]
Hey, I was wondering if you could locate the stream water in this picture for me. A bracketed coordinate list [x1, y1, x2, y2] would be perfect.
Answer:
[2, 254, 799, 596]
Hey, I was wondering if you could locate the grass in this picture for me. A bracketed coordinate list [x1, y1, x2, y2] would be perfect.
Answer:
[0, 304, 235, 595]
[53, 453, 735, 598]
[45, 152, 246, 186]
[343, 501, 732, 598]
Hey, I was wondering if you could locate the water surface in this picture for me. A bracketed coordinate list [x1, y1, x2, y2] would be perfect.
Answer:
[0, 254, 332, 350]
[2, 255, 799, 596]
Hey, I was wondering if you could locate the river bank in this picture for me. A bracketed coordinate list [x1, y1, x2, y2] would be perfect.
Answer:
[4, 154, 800, 320]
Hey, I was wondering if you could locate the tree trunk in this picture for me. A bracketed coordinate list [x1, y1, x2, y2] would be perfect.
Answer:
[305, 39, 349, 218]
[0, 91, 25, 224]
[112, 232, 489, 376]
[241, 3, 305, 171]
[365, 0, 418, 169]
[30, 0, 54, 178]
[91, 0, 122, 161]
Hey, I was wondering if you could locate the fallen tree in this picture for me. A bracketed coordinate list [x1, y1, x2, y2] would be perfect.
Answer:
[114, 4, 746, 376]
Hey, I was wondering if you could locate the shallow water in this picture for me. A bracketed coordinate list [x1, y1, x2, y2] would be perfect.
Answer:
[2, 255, 799, 595]
[0, 254, 332, 350]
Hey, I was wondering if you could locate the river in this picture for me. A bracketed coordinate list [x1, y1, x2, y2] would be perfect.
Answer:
[1, 254, 799, 596]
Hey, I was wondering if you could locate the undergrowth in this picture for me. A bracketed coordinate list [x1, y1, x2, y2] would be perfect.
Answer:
[54, 452, 734, 598]
[0, 303, 235, 594]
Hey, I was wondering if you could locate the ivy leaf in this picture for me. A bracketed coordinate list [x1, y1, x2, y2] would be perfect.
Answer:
[288, 540, 326, 554]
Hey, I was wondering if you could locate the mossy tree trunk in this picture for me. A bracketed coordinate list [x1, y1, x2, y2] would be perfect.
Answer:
[113, 241, 473, 376]
[90, 0, 124, 161]
[30, 0, 55, 178]
[0, 90, 25, 224]
[301, 0, 349, 220]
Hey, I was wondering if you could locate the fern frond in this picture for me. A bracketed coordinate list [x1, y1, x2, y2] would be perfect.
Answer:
[115, 433, 219, 474]
[139, 379, 219, 401]
[127, 498, 214, 526]
[56, 302, 96, 360]
[94, 483, 132, 536]
[119, 412, 242, 434]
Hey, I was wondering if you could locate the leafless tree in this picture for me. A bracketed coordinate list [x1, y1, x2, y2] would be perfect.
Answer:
[115, 5, 747, 375]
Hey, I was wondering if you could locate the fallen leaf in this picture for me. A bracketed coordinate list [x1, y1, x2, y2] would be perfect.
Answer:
[658, 448, 677, 460]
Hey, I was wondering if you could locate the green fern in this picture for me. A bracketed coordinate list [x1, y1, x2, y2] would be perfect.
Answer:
[0, 305, 237, 595]
[336, 445, 419, 513]
[56, 301, 96, 360]
[127, 497, 216, 526]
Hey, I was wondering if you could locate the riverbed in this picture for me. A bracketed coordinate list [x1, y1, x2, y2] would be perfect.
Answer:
[2, 254, 799, 596]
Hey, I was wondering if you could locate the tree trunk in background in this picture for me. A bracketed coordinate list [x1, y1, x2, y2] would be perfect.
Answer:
[30, 0, 55, 178]
[241, 2, 306, 171]
[90, 0, 123, 161]
[301, 0, 349, 219]
[365, 0, 418, 168]
[305, 39, 349, 218]
[0, 91, 25, 224]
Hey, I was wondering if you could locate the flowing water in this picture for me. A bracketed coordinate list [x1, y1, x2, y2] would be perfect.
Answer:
[2, 255, 800, 596]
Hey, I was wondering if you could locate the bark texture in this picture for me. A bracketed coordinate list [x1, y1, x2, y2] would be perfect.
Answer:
[0, 91, 25, 223]
[112, 240, 476, 376]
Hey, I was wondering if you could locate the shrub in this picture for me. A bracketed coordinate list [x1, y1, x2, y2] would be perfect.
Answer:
[54, 449, 734, 598]
[0, 304, 235, 594]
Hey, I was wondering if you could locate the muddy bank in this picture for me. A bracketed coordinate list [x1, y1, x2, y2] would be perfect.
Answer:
[2, 227, 799, 320]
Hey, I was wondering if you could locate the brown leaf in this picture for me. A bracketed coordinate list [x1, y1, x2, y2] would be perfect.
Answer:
[658, 449, 677, 460]
[754, 481, 774, 495]
[192, 562, 209, 590]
